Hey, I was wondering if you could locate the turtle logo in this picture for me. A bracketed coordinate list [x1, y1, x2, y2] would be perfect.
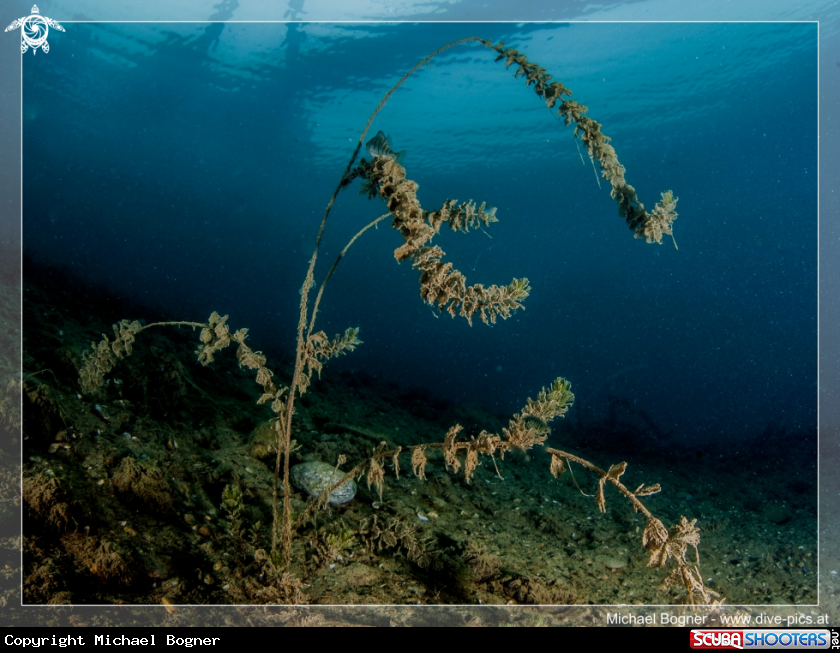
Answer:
[5, 5, 65, 55]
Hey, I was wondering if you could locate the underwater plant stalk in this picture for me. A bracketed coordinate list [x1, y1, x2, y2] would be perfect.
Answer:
[273, 36, 485, 560]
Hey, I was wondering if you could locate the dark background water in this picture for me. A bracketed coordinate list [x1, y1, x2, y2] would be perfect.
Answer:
[22, 22, 817, 445]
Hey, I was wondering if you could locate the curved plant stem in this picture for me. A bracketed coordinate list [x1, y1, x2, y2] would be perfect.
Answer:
[545, 447, 655, 520]
[307, 213, 390, 338]
[273, 36, 485, 561]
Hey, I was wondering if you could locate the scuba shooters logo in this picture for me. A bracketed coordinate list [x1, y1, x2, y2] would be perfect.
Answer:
[691, 631, 744, 649]
[690, 629, 836, 649]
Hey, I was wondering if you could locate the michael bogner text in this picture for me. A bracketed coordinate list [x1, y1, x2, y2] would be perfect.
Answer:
[5, 635, 222, 647]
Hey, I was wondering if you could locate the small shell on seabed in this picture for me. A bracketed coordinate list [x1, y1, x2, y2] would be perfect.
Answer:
[598, 555, 629, 571]
[290, 461, 356, 505]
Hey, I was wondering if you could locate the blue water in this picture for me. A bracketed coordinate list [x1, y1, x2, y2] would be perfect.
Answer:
[22, 22, 817, 445]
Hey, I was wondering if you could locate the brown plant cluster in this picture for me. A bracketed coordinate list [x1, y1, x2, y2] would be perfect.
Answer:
[482, 39, 679, 247]
[22, 470, 72, 531]
[79, 319, 142, 394]
[355, 156, 530, 325]
[644, 516, 721, 606]
[195, 312, 290, 413]
[61, 534, 136, 586]
[358, 514, 434, 568]
[322, 378, 574, 508]
[298, 327, 362, 395]
[546, 444, 720, 606]
[110, 457, 173, 514]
